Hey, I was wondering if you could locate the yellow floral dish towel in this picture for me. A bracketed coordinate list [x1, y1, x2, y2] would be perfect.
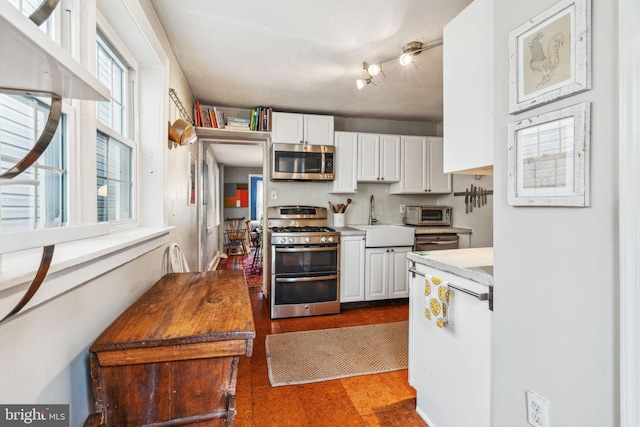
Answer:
[424, 274, 451, 328]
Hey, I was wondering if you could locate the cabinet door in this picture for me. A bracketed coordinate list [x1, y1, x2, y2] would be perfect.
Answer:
[304, 114, 334, 145]
[379, 134, 401, 182]
[426, 137, 452, 193]
[364, 248, 388, 300]
[340, 236, 365, 302]
[397, 135, 428, 193]
[388, 247, 412, 298]
[357, 133, 380, 182]
[332, 132, 358, 193]
[271, 112, 304, 143]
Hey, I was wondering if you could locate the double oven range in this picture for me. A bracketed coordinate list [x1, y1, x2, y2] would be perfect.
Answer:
[268, 206, 340, 319]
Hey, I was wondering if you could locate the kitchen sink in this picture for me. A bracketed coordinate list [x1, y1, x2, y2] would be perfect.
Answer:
[350, 224, 415, 247]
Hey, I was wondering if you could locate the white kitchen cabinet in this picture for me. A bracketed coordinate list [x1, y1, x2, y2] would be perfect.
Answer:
[332, 132, 358, 193]
[408, 259, 492, 427]
[364, 246, 412, 300]
[357, 133, 400, 182]
[271, 112, 334, 145]
[340, 235, 366, 302]
[443, 0, 494, 175]
[390, 136, 451, 194]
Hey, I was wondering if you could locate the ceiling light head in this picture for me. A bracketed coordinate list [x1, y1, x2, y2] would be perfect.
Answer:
[399, 41, 424, 65]
[356, 78, 373, 90]
[366, 63, 381, 76]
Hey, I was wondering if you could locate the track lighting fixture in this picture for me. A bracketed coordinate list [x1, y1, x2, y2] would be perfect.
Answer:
[356, 39, 442, 89]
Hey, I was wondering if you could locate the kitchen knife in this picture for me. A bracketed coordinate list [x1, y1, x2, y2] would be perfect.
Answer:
[465, 188, 469, 213]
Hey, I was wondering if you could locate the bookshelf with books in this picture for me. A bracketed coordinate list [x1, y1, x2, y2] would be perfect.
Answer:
[193, 104, 272, 133]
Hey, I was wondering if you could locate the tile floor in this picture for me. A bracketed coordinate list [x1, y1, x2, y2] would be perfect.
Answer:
[234, 290, 428, 427]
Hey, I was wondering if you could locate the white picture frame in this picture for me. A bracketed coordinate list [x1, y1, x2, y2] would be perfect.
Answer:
[508, 0, 591, 114]
[507, 102, 590, 206]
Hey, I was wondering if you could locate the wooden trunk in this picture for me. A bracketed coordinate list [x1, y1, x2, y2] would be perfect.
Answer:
[85, 271, 255, 427]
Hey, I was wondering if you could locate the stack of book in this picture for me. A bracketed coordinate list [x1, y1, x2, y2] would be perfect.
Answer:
[249, 106, 272, 132]
[226, 117, 251, 130]
[193, 102, 225, 129]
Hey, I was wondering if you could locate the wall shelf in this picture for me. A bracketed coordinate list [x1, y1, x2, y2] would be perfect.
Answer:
[0, 2, 109, 100]
[195, 127, 271, 144]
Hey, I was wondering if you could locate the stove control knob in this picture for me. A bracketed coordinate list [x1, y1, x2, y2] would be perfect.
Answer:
[304, 237, 310, 243]
[288, 237, 295, 243]
[278, 237, 287, 244]
[320, 236, 327, 243]
[328, 236, 335, 243]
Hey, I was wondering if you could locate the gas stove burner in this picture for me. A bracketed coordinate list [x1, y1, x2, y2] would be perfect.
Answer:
[270, 226, 336, 233]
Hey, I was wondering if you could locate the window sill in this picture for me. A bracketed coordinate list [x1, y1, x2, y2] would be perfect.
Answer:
[0, 226, 172, 318]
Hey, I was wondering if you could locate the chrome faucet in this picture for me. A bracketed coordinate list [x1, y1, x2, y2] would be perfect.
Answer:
[369, 195, 378, 225]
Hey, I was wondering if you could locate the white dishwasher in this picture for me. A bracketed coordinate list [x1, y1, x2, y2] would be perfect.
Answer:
[408, 260, 492, 427]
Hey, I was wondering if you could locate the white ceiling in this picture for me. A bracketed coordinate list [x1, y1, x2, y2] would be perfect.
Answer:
[150, 0, 473, 166]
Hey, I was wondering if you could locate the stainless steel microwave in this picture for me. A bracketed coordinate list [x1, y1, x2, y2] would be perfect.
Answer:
[404, 206, 452, 226]
[271, 143, 334, 181]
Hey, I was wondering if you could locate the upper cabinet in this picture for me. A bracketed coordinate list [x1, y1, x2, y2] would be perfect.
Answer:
[389, 136, 451, 194]
[271, 112, 334, 145]
[442, 0, 493, 175]
[0, 2, 109, 101]
[332, 132, 358, 193]
[357, 133, 400, 182]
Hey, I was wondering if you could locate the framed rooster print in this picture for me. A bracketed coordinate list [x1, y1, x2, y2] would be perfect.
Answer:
[507, 102, 590, 206]
[508, 0, 591, 114]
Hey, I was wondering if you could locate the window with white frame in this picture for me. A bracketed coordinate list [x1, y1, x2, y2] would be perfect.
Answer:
[96, 32, 135, 223]
[0, 94, 66, 226]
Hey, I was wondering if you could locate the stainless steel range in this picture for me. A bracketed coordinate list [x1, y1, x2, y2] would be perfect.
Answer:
[268, 206, 340, 319]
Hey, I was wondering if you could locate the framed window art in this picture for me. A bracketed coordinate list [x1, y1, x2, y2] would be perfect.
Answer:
[507, 102, 590, 207]
[508, 0, 591, 114]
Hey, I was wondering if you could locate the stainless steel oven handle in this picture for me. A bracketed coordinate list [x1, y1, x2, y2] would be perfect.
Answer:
[276, 275, 338, 283]
[420, 241, 458, 245]
[274, 246, 338, 253]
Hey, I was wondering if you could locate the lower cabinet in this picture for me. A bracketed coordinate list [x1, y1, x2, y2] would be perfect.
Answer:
[340, 235, 366, 302]
[364, 246, 412, 300]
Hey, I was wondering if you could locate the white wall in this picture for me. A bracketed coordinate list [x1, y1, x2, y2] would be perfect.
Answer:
[491, 1, 618, 426]
[437, 174, 493, 248]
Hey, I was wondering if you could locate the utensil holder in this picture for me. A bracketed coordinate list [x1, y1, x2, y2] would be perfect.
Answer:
[333, 213, 345, 227]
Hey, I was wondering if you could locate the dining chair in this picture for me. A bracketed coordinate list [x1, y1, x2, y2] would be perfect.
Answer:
[225, 217, 248, 256]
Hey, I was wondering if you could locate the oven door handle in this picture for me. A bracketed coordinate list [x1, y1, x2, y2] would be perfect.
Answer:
[275, 246, 338, 253]
[420, 240, 458, 245]
[275, 275, 338, 283]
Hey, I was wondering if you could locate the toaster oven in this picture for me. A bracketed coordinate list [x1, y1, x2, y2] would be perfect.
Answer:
[404, 206, 452, 227]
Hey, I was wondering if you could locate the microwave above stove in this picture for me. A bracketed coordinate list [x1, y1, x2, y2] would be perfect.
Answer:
[404, 205, 452, 227]
[272, 143, 334, 181]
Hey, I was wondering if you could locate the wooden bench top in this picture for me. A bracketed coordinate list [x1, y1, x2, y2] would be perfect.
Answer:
[89, 270, 255, 357]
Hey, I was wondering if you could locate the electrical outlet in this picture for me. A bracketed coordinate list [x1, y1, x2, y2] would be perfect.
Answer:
[400, 204, 406, 213]
[526, 390, 549, 427]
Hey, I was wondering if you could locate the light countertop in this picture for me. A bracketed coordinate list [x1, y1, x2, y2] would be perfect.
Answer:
[335, 225, 473, 236]
[407, 247, 493, 286]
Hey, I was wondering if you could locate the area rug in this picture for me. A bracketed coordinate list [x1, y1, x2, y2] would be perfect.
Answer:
[265, 321, 408, 387]
[221, 248, 263, 291]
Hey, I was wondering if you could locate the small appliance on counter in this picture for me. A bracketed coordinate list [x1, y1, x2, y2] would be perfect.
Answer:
[404, 206, 459, 251]
[403, 205, 452, 226]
